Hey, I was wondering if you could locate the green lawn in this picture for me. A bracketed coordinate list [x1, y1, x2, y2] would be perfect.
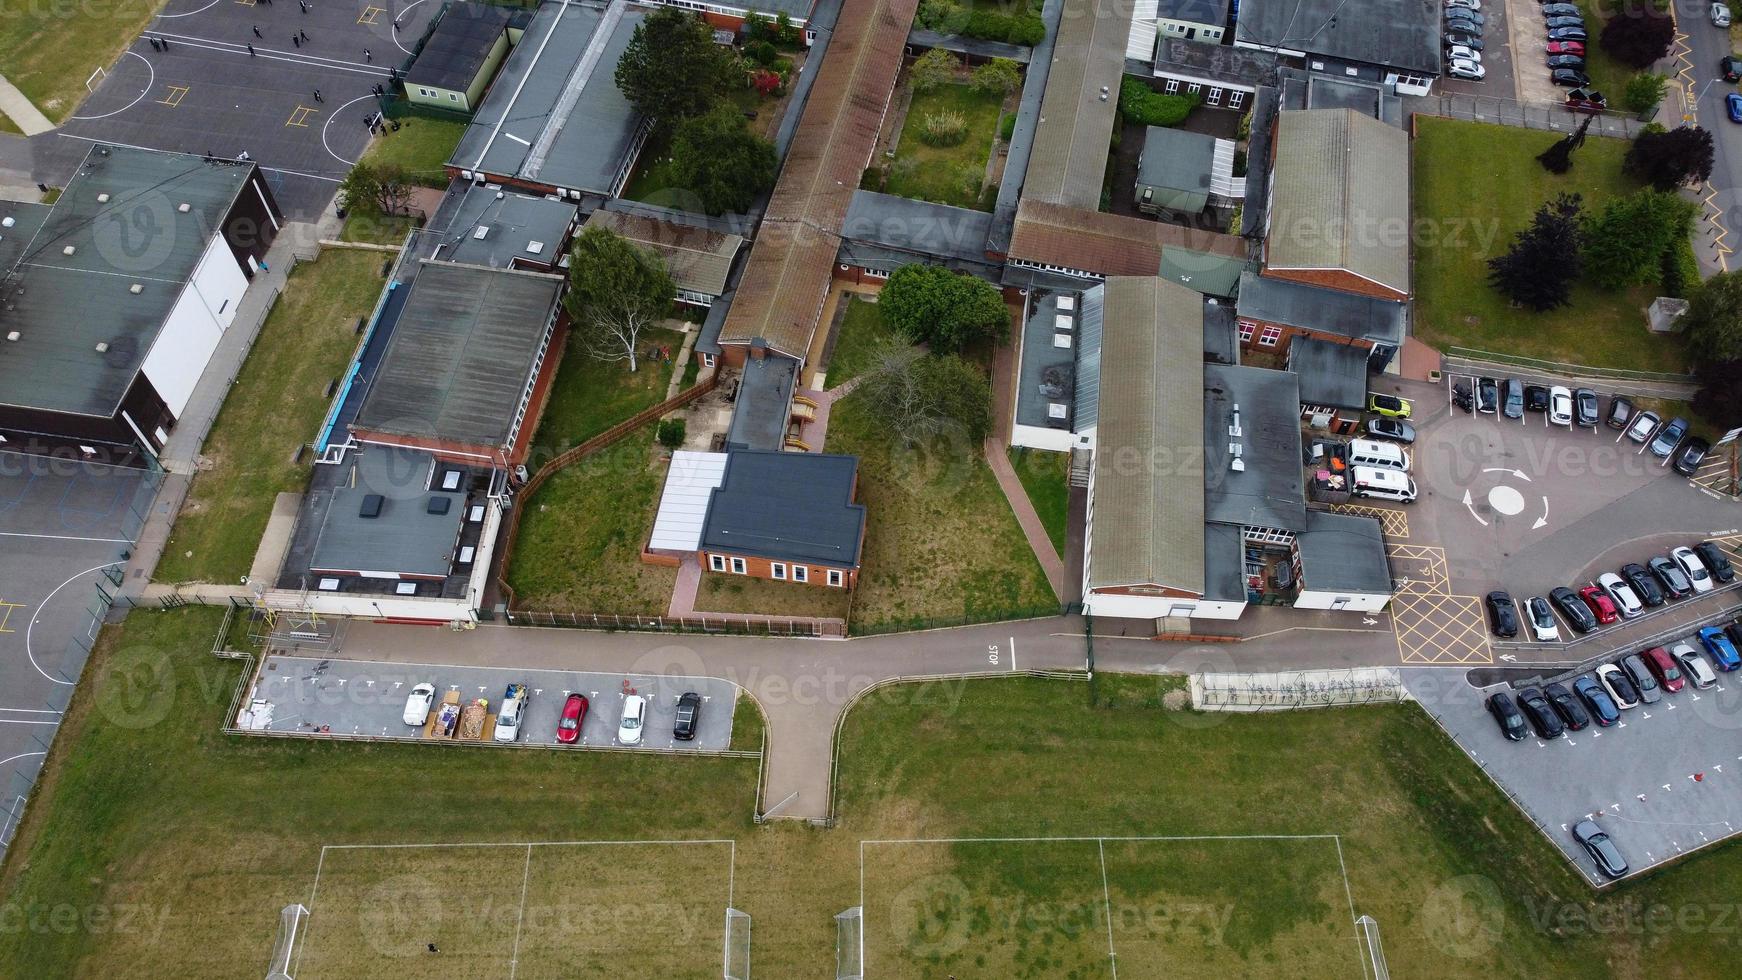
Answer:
[1572, 0, 1637, 98]
[360, 112, 468, 187]
[1412, 117, 1692, 374]
[526, 327, 684, 466]
[1007, 446, 1069, 555]
[824, 295, 899, 389]
[0, 0, 161, 122]
[0, 109, 20, 135]
[879, 82, 1005, 210]
[154, 250, 386, 584]
[824, 393, 1055, 631]
[505, 435, 677, 613]
[337, 209, 418, 245]
[695, 571, 853, 620]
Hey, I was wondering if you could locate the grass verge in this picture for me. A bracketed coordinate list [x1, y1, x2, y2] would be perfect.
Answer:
[880, 82, 1004, 210]
[359, 112, 469, 187]
[0, 0, 159, 123]
[825, 295, 898, 389]
[1007, 446, 1069, 555]
[695, 571, 853, 620]
[527, 327, 684, 464]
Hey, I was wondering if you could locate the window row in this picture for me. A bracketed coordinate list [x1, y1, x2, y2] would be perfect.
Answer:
[708, 553, 844, 587]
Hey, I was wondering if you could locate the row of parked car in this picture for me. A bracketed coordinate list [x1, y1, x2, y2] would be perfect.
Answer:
[400, 683, 705, 745]
[1444, 0, 1489, 81]
[1456, 377, 1712, 475]
[1486, 542, 1735, 641]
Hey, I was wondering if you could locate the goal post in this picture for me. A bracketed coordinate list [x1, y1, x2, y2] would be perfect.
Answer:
[85, 66, 106, 93]
[265, 904, 308, 980]
[1356, 914, 1389, 980]
[834, 907, 863, 980]
[723, 908, 751, 980]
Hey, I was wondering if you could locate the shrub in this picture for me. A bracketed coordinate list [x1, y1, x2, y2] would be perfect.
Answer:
[999, 112, 1016, 141]
[911, 48, 960, 94]
[1660, 237, 1701, 299]
[971, 57, 1022, 96]
[919, 110, 969, 146]
[917, 0, 969, 32]
[656, 418, 686, 449]
[744, 40, 778, 66]
[1119, 77, 1198, 127]
[1623, 72, 1668, 114]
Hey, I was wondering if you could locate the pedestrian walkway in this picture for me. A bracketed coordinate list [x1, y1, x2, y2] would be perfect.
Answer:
[983, 328, 1066, 600]
[0, 73, 53, 136]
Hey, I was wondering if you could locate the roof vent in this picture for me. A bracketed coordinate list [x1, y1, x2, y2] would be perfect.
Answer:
[359, 494, 384, 519]
[472, 225, 490, 240]
[95, 342, 109, 354]
[1047, 402, 1068, 420]
[1056, 295, 1075, 312]
[96, 192, 110, 203]
[495, 190, 505, 200]
[5, 331, 19, 342]
[129, 283, 143, 294]
[62, 245, 76, 256]
[1052, 333, 1071, 349]
[1231, 457, 1246, 472]
[526, 240, 544, 254]
[426, 496, 452, 515]
[1, 216, 14, 228]
[177, 202, 191, 213]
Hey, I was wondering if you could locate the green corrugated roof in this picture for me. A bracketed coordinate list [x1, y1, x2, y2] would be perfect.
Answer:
[1266, 109, 1409, 296]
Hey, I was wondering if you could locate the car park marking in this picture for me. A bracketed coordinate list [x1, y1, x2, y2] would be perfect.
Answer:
[1328, 503, 1408, 538]
[286, 105, 318, 128]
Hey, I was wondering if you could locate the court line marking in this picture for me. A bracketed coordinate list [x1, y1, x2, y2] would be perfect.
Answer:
[55, 134, 343, 182]
[26, 562, 124, 686]
[155, 0, 224, 15]
[157, 84, 189, 107]
[393, 0, 430, 55]
[0, 531, 133, 544]
[0, 751, 46, 767]
[69, 51, 155, 121]
[322, 94, 377, 167]
[148, 32, 384, 73]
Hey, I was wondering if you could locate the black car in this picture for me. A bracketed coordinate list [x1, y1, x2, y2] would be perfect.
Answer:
[673, 691, 702, 740]
[1621, 655, 1662, 705]
[1446, 10, 1485, 26]
[1573, 388, 1599, 427]
[1619, 563, 1665, 607]
[1487, 692, 1528, 741]
[1724, 55, 1742, 83]
[1545, 15, 1585, 28]
[1445, 32, 1485, 51]
[1524, 384, 1550, 412]
[1648, 556, 1694, 599]
[1543, 682, 1590, 732]
[1501, 378, 1525, 419]
[1547, 54, 1586, 70]
[1476, 376, 1499, 414]
[1541, 1, 1580, 12]
[1516, 686, 1566, 738]
[1674, 437, 1711, 477]
[1605, 395, 1634, 430]
[1552, 68, 1592, 87]
[1573, 819, 1629, 878]
[1550, 585, 1598, 633]
[1726, 622, 1742, 652]
[1548, 27, 1589, 42]
[1486, 590, 1520, 638]
[1694, 542, 1736, 584]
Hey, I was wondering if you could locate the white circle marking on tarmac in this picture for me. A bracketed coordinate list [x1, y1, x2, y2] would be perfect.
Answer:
[393, 0, 430, 55]
[68, 51, 154, 121]
[26, 561, 125, 687]
[1488, 485, 1526, 517]
[322, 94, 380, 167]
[155, 0, 224, 17]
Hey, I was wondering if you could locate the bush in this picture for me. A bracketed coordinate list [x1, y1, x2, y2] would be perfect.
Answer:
[919, 110, 969, 146]
[1660, 237, 1701, 299]
[910, 48, 960, 94]
[971, 57, 1022, 96]
[656, 418, 686, 449]
[1623, 72, 1668, 114]
[999, 112, 1016, 141]
[744, 40, 778, 66]
[1119, 77, 1198, 127]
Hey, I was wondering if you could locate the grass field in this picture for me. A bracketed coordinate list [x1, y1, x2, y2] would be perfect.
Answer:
[881, 81, 1004, 210]
[825, 295, 898, 389]
[154, 249, 385, 584]
[338, 210, 418, 246]
[526, 328, 685, 466]
[695, 571, 853, 620]
[1007, 446, 1069, 555]
[360, 112, 468, 188]
[0, 109, 20, 135]
[1412, 117, 1691, 374]
[0, 0, 160, 122]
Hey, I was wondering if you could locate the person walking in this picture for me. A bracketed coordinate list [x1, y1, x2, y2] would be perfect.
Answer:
[313, 89, 322, 102]
[300, 29, 309, 41]
[252, 26, 261, 38]
[292, 34, 300, 47]
[247, 43, 255, 56]
[363, 48, 371, 62]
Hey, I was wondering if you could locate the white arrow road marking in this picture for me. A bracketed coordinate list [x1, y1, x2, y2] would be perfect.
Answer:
[1533, 496, 1550, 530]
[1500, 654, 1517, 662]
[1463, 489, 1489, 525]
[1363, 617, 1379, 626]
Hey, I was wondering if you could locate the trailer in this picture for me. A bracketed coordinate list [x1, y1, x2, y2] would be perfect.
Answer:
[426, 690, 462, 739]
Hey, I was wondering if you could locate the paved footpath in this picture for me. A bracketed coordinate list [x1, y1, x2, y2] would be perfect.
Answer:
[0, 74, 53, 136]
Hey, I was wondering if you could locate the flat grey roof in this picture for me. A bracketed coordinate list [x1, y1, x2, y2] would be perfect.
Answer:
[1288, 336, 1367, 410]
[1234, 270, 1406, 346]
[405, 1, 519, 92]
[1015, 291, 1080, 432]
[1235, 0, 1441, 76]
[1158, 0, 1231, 25]
[449, 1, 645, 194]
[430, 185, 577, 267]
[1296, 509, 1392, 594]
[843, 191, 993, 266]
[1136, 126, 1216, 195]
[907, 27, 1033, 63]
[0, 146, 255, 417]
[1202, 296, 1237, 364]
[1073, 283, 1105, 430]
[1203, 363, 1305, 532]
[1204, 522, 1248, 602]
[308, 447, 468, 578]
[701, 450, 865, 567]
[725, 353, 798, 452]
[353, 261, 563, 449]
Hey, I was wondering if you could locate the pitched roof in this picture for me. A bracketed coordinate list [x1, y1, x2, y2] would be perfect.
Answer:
[1234, 270, 1406, 345]
[1022, 0, 1133, 209]
[1087, 277, 1206, 593]
[1266, 109, 1410, 297]
[584, 209, 744, 297]
[1009, 199, 1248, 279]
[701, 450, 866, 567]
[1235, 0, 1442, 77]
[405, 1, 519, 92]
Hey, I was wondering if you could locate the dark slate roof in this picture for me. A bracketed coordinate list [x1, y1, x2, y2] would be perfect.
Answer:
[428, 185, 577, 268]
[1203, 363, 1305, 532]
[1202, 295, 1237, 364]
[1136, 125, 1216, 195]
[1239, 85, 1279, 239]
[307, 447, 468, 578]
[0, 146, 255, 418]
[1151, 35, 1279, 88]
[1295, 509, 1392, 594]
[1235, 0, 1442, 77]
[725, 352, 798, 451]
[405, 1, 519, 92]
[1158, 0, 1231, 25]
[1235, 270, 1407, 345]
[1015, 291, 1080, 431]
[842, 191, 994, 265]
[701, 450, 866, 567]
[1204, 522, 1248, 602]
[908, 27, 1033, 62]
[1287, 336, 1367, 410]
[353, 261, 563, 448]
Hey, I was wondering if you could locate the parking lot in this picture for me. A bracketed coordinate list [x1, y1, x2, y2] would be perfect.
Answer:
[249, 655, 741, 751]
[1405, 615, 1742, 884]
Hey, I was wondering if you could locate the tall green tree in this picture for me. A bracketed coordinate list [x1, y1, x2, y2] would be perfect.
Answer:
[563, 227, 675, 373]
[879, 264, 1010, 352]
[1683, 271, 1742, 364]
[669, 106, 778, 215]
[1580, 189, 1696, 287]
[614, 8, 737, 126]
[855, 339, 994, 444]
[1486, 194, 1584, 312]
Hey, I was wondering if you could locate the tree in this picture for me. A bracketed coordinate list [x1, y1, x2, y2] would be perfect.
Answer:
[1598, 11, 1676, 69]
[1580, 189, 1696, 287]
[337, 160, 413, 216]
[1625, 125, 1715, 190]
[854, 340, 994, 443]
[971, 57, 1021, 96]
[1537, 114, 1592, 174]
[1622, 72, 1668, 115]
[563, 227, 675, 374]
[879, 264, 1011, 352]
[910, 48, 960, 94]
[1683, 271, 1742, 363]
[614, 7, 736, 126]
[1487, 194, 1584, 312]
[1692, 359, 1742, 427]
[669, 106, 777, 214]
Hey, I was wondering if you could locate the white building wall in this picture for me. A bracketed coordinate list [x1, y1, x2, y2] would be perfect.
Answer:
[1010, 424, 1076, 453]
[1083, 591, 1248, 621]
[1293, 590, 1391, 612]
[141, 233, 248, 418]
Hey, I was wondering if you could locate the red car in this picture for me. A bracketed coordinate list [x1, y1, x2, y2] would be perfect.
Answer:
[1546, 41, 1585, 56]
[1579, 586, 1619, 625]
[1641, 647, 1685, 693]
[556, 693, 588, 744]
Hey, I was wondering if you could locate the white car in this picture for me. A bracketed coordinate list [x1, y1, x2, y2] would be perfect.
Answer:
[1673, 642, 1719, 689]
[1526, 595, 1560, 642]
[1447, 0, 1480, 9]
[1671, 546, 1714, 594]
[618, 694, 647, 745]
[402, 683, 436, 726]
[1446, 44, 1482, 63]
[1596, 572, 1643, 619]
[1448, 58, 1486, 80]
[1714, 3, 1732, 28]
[1548, 386, 1573, 426]
[493, 685, 528, 743]
[1595, 664, 1639, 709]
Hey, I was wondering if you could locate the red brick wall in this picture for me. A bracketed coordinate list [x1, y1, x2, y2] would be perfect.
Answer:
[1261, 266, 1407, 302]
[1234, 318, 1378, 356]
[699, 551, 858, 589]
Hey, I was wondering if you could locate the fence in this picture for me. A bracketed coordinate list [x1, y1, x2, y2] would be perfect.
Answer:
[1414, 96, 1651, 139]
[1191, 668, 1405, 711]
[503, 608, 846, 638]
[1444, 346, 1694, 386]
[848, 604, 1067, 637]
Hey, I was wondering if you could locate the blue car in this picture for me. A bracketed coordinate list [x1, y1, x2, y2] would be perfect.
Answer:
[1728, 92, 1742, 124]
[1698, 626, 1741, 671]
[1572, 676, 1620, 727]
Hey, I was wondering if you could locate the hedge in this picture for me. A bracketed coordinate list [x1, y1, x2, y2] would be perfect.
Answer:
[1119, 77, 1199, 127]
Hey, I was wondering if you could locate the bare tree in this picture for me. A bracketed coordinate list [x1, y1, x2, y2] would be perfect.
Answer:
[563, 227, 676, 373]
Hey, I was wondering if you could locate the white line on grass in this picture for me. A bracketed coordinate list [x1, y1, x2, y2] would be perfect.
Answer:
[509, 843, 533, 980]
[318, 838, 737, 851]
[861, 833, 1342, 846]
[1333, 835, 1367, 979]
[295, 847, 329, 978]
[1097, 839, 1118, 979]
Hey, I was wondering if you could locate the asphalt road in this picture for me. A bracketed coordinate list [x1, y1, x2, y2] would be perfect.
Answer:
[1682, 1, 1742, 272]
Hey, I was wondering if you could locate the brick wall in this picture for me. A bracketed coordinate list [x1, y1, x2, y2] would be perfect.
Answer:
[700, 550, 858, 590]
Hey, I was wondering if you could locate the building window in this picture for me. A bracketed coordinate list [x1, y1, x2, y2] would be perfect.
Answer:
[1228, 90, 1245, 109]
[701, 352, 715, 368]
[1187, 83, 1201, 94]
[730, 556, 747, 575]
[1236, 319, 1256, 344]
[709, 554, 726, 572]
[771, 562, 787, 580]
[1206, 87, 1222, 106]
[1258, 325, 1282, 347]
[1164, 78, 1179, 94]
[827, 568, 844, 588]
[792, 565, 808, 583]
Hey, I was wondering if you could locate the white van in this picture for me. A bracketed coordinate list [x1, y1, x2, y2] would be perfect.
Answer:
[1347, 438, 1411, 472]
[1350, 465, 1417, 502]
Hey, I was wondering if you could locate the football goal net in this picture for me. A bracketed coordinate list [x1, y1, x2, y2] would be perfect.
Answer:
[265, 903, 308, 980]
[834, 906, 863, 980]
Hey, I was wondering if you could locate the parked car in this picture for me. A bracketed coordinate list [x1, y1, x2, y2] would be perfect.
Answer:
[1572, 676, 1620, 727]
[1716, 2, 1734, 28]
[1476, 376, 1500, 413]
[1446, 0, 1480, 9]
[1724, 55, 1742, 83]
[1640, 646, 1685, 693]
[1673, 642, 1719, 689]
[1597, 572, 1643, 619]
[1621, 654, 1662, 704]
[1550, 585, 1598, 633]
[1546, 40, 1586, 56]
[1547, 385, 1572, 424]
[1449, 58, 1487, 79]
[1572, 819, 1629, 878]
[1551, 68, 1591, 87]
[618, 693, 647, 745]
[1366, 417, 1416, 444]
[493, 683, 529, 743]
[1649, 417, 1688, 458]
[1515, 686, 1565, 738]
[1488, 691, 1529, 741]
[1446, 31, 1486, 51]
[1543, 682, 1590, 731]
[1674, 437, 1711, 476]
[1619, 563, 1665, 607]
[1526, 595, 1560, 642]
[1446, 9, 1485, 25]
[1605, 395, 1634, 429]
[555, 692, 588, 744]
[1648, 555, 1694, 599]
[1542, 2, 1581, 13]
[1545, 15, 1584, 29]
[1524, 384, 1550, 413]
[1672, 545, 1714, 594]
[1548, 27, 1589, 43]
[1572, 388, 1599, 427]
[1448, 44, 1483, 64]
[1579, 585, 1619, 625]
[1501, 378, 1525, 419]
[1486, 590, 1520, 637]
[1546, 54, 1586, 70]
[673, 691, 702, 741]
[1368, 392, 1413, 418]
[1728, 622, 1742, 654]
[1595, 662, 1640, 708]
[1693, 541, 1735, 583]
[1566, 90, 1608, 113]
[1698, 626, 1741, 670]
[1625, 410, 1660, 443]
[1730, 92, 1742, 124]
[402, 682, 437, 726]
